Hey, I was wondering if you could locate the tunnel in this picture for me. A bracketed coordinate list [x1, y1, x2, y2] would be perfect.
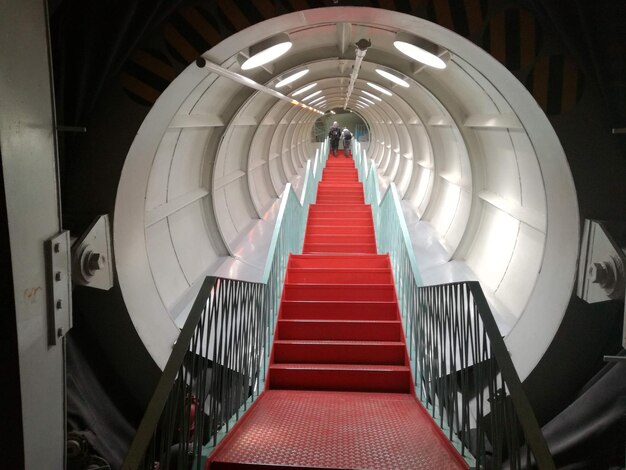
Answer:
[4, 1, 623, 468]
[113, 7, 578, 383]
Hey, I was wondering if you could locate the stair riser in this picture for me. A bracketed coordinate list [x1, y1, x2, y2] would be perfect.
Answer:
[284, 284, 395, 301]
[315, 197, 364, 204]
[303, 243, 377, 254]
[305, 225, 371, 235]
[306, 218, 373, 227]
[281, 301, 398, 320]
[269, 368, 411, 393]
[304, 235, 375, 245]
[287, 270, 392, 284]
[277, 321, 403, 341]
[308, 210, 372, 219]
[290, 255, 389, 269]
[274, 343, 406, 365]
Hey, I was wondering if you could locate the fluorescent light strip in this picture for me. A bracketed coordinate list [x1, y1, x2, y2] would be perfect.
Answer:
[291, 83, 316, 96]
[308, 96, 325, 105]
[367, 82, 393, 96]
[241, 41, 292, 70]
[393, 40, 447, 69]
[302, 90, 322, 102]
[358, 96, 375, 105]
[275, 69, 309, 88]
[361, 90, 382, 101]
[376, 68, 410, 87]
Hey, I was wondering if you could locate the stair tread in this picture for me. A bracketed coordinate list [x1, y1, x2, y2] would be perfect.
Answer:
[270, 363, 410, 371]
[279, 319, 401, 324]
[274, 339, 404, 346]
[207, 390, 468, 469]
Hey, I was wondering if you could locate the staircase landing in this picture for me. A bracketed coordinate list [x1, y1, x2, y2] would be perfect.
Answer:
[209, 390, 466, 469]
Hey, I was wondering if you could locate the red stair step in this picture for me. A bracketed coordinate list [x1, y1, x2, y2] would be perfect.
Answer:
[304, 225, 372, 235]
[287, 267, 392, 284]
[303, 242, 377, 254]
[276, 319, 404, 341]
[284, 283, 395, 301]
[269, 363, 411, 392]
[290, 254, 389, 268]
[273, 340, 406, 365]
[280, 300, 398, 320]
[306, 218, 373, 227]
[304, 234, 375, 245]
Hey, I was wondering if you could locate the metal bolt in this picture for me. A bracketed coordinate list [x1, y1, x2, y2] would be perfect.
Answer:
[589, 262, 612, 287]
[86, 252, 105, 274]
[56, 299, 62, 310]
[55, 271, 62, 282]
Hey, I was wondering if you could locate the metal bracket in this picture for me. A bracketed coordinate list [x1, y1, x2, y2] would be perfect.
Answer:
[45, 231, 72, 345]
[577, 219, 626, 348]
[71, 214, 114, 290]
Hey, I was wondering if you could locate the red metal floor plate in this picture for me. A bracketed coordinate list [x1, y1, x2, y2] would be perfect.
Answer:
[208, 390, 468, 469]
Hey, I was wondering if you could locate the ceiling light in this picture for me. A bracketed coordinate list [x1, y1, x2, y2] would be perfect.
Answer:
[302, 90, 322, 102]
[275, 69, 309, 88]
[376, 68, 410, 87]
[361, 90, 382, 101]
[309, 96, 325, 105]
[367, 82, 393, 96]
[358, 96, 375, 105]
[393, 32, 448, 69]
[292, 83, 317, 96]
[241, 33, 292, 70]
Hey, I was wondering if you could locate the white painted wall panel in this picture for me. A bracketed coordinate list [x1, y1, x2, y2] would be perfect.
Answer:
[224, 178, 258, 233]
[169, 200, 220, 284]
[510, 130, 547, 215]
[146, 220, 191, 308]
[465, 204, 520, 291]
[496, 223, 545, 319]
[146, 129, 180, 211]
[168, 128, 208, 201]
[479, 129, 522, 202]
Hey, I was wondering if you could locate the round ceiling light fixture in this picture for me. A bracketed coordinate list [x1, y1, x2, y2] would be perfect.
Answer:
[375, 68, 410, 87]
[241, 33, 292, 70]
[275, 68, 309, 88]
[393, 32, 449, 69]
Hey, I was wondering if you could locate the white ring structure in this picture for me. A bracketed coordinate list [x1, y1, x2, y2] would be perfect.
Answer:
[114, 8, 579, 381]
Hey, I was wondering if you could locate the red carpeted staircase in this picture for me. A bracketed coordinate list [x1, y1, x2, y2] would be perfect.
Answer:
[207, 150, 468, 469]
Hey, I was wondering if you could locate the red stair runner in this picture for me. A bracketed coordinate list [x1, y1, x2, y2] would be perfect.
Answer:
[207, 150, 468, 469]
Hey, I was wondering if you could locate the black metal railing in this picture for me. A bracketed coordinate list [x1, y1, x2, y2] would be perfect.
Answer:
[409, 281, 555, 469]
[122, 276, 272, 470]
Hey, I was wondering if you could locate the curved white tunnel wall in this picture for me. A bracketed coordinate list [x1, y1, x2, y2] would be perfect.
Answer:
[114, 8, 578, 380]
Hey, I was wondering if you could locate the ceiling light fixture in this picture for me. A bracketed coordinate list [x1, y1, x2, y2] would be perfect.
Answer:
[375, 68, 410, 87]
[358, 96, 375, 105]
[302, 90, 322, 102]
[393, 32, 449, 69]
[361, 90, 382, 101]
[309, 96, 325, 105]
[367, 82, 393, 96]
[275, 68, 309, 88]
[241, 33, 292, 70]
[291, 82, 317, 96]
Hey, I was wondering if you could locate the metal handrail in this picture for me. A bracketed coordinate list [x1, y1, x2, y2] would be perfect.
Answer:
[122, 142, 327, 470]
[355, 143, 554, 469]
